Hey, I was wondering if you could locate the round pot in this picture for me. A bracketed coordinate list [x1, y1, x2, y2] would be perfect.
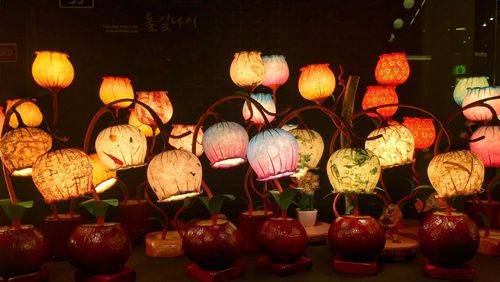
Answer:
[257, 218, 308, 263]
[182, 219, 242, 270]
[296, 208, 318, 228]
[42, 213, 81, 259]
[419, 212, 479, 267]
[67, 223, 131, 274]
[239, 210, 273, 253]
[0, 225, 48, 278]
[328, 215, 385, 262]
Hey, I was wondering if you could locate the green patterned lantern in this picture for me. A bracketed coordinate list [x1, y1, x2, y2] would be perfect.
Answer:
[289, 129, 324, 171]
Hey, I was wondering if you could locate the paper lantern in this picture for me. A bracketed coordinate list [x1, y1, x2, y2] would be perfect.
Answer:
[99, 76, 134, 108]
[261, 55, 289, 91]
[289, 129, 324, 170]
[470, 125, 500, 167]
[242, 93, 276, 125]
[362, 86, 399, 119]
[5, 99, 43, 128]
[428, 150, 484, 197]
[453, 77, 489, 106]
[229, 51, 265, 91]
[402, 117, 436, 150]
[135, 90, 173, 126]
[128, 109, 160, 137]
[0, 106, 5, 136]
[375, 53, 410, 86]
[32, 148, 93, 202]
[326, 148, 381, 194]
[298, 64, 336, 105]
[168, 124, 204, 157]
[147, 149, 202, 202]
[202, 121, 249, 168]
[365, 125, 415, 169]
[0, 127, 52, 177]
[247, 128, 299, 181]
[95, 124, 147, 170]
[462, 86, 500, 121]
[90, 153, 117, 194]
[31, 51, 74, 91]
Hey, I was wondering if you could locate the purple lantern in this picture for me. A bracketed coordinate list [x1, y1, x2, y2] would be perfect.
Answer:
[202, 121, 249, 168]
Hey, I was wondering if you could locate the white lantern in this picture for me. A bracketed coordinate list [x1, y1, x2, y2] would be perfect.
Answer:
[453, 76, 489, 106]
[289, 129, 324, 170]
[365, 125, 415, 169]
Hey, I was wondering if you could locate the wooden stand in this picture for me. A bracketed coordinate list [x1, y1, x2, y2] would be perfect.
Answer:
[145, 230, 183, 257]
[255, 255, 312, 276]
[74, 267, 136, 282]
[186, 261, 244, 282]
[422, 258, 474, 280]
[332, 256, 378, 275]
[380, 235, 418, 261]
[478, 229, 500, 256]
[304, 222, 330, 244]
[0, 268, 48, 282]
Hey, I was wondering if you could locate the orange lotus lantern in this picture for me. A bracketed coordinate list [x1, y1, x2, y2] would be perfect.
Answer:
[298, 64, 336, 105]
[361, 86, 399, 119]
[402, 117, 436, 150]
[135, 91, 173, 127]
[128, 109, 160, 138]
[375, 53, 410, 86]
[99, 76, 134, 108]
[5, 99, 43, 128]
[229, 51, 265, 93]
[31, 51, 74, 93]
[90, 153, 117, 194]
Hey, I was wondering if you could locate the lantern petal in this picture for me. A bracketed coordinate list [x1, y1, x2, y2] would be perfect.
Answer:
[135, 90, 174, 126]
[462, 86, 500, 121]
[262, 55, 289, 91]
[470, 126, 500, 167]
[168, 124, 204, 157]
[32, 51, 74, 90]
[128, 109, 160, 137]
[230, 51, 265, 90]
[374, 53, 410, 86]
[5, 99, 43, 128]
[289, 129, 324, 170]
[99, 76, 134, 108]
[453, 77, 489, 106]
[202, 122, 249, 168]
[365, 125, 415, 169]
[90, 153, 117, 194]
[242, 93, 276, 125]
[298, 64, 336, 104]
[402, 117, 436, 150]
[362, 86, 399, 119]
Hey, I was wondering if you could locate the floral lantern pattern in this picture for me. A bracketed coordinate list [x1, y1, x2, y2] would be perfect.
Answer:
[31, 51, 74, 91]
[289, 129, 324, 170]
[326, 148, 381, 194]
[95, 124, 147, 170]
[298, 64, 336, 105]
[168, 124, 204, 157]
[147, 149, 202, 202]
[453, 77, 489, 106]
[470, 125, 500, 167]
[90, 153, 117, 194]
[462, 86, 500, 121]
[99, 76, 134, 108]
[242, 93, 276, 125]
[374, 53, 410, 86]
[135, 90, 173, 126]
[128, 109, 160, 138]
[261, 55, 289, 91]
[0, 127, 52, 177]
[32, 148, 93, 202]
[362, 86, 399, 119]
[427, 150, 484, 197]
[402, 117, 436, 150]
[247, 128, 299, 181]
[202, 121, 249, 168]
[229, 51, 265, 91]
[5, 99, 43, 128]
[365, 125, 415, 169]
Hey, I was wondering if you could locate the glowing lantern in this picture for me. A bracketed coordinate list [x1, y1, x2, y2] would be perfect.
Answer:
[365, 125, 415, 169]
[289, 129, 324, 170]
[95, 124, 147, 170]
[147, 149, 202, 202]
[32, 148, 93, 202]
[428, 150, 484, 197]
[90, 153, 117, 194]
[375, 53, 410, 86]
[298, 64, 336, 105]
[135, 90, 173, 126]
[168, 124, 204, 157]
[247, 128, 299, 181]
[362, 86, 399, 119]
[5, 99, 43, 128]
[31, 51, 74, 92]
[99, 76, 134, 108]
[0, 128, 52, 177]
[128, 109, 160, 137]
[462, 86, 500, 121]
[326, 148, 381, 194]
[261, 55, 289, 91]
[242, 93, 276, 125]
[453, 77, 489, 106]
[202, 122, 248, 168]
[470, 125, 500, 167]
[229, 51, 265, 92]
[402, 117, 436, 150]
[0, 106, 5, 135]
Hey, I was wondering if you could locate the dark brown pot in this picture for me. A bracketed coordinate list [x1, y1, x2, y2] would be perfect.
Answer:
[182, 219, 242, 270]
[42, 213, 81, 259]
[118, 200, 149, 244]
[67, 223, 131, 274]
[257, 218, 308, 263]
[239, 210, 273, 253]
[419, 212, 479, 267]
[328, 215, 385, 262]
[0, 225, 48, 277]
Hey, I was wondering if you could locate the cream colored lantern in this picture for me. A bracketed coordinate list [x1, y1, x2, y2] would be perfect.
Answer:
[135, 90, 173, 126]
[289, 129, 324, 170]
[90, 153, 117, 194]
[365, 125, 415, 169]
[5, 99, 43, 128]
[168, 124, 204, 157]
[128, 109, 160, 138]
[229, 51, 265, 91]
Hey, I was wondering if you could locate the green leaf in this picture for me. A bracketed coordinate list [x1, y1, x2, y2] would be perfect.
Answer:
[0, 199, 33, 221]
[197, 196, 210, 210]
[270, 188, 299, 211]
[79, 199, 118, 218]
[182, 197, 192, 208]
[208, 194, 235, 215]
[345, 204, 354, 215]
[477, 211, 491, 228]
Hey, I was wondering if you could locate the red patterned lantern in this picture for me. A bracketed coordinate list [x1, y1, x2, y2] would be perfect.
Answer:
[361, 86, 399, 119]
[375, 53, 410, 86]
[402, 117, 436, 150]
[470, 125, 500, 167]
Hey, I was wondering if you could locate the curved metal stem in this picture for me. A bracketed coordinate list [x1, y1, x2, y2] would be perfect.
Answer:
[243, 167, 254, 215]
[144, 183, 169, 240]
[379, 169, 394, 204]
[332, 193, 343, 218]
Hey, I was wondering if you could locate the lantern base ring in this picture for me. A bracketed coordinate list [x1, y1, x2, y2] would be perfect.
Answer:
[157, 191, 202, 203]
[258, 171, 297, 182]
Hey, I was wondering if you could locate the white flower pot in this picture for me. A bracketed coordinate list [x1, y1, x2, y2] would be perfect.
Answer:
[296, 208, 318, 227]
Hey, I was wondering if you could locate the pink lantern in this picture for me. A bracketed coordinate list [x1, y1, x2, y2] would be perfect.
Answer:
[135, 90, 173, 126]
[202, 121, 249, 168]
[462, 87, 500, 121]
[242, 93, 276, 125]
[261, 55, 289, 92]
[470, 125, 500, 167]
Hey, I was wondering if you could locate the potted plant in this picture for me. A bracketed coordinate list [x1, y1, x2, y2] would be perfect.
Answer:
[294, 171, 320, 228]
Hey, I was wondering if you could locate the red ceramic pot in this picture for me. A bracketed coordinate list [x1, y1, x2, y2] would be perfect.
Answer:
[67, 223, 131, 274]
[42, 213, 81, 259]
[0, 225, 48, 277]
[419, 212, 479, 267]
[183, 219, 242, 270]
[118, 200, 149, 244]
[257, 218, 308, 263]
[328, 215, 385, 262]
[239, 210, 273, 253]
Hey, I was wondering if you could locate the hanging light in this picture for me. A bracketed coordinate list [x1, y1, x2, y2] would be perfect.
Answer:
[202, 121, 249, 168]
[128, 109, 160, 138]
[5, 99, 43, 128]
[453, 77, 489, 106]
[168, 124, 204, 157]
[462, 86, 500, 121]
[365, 125, 415, 169]
[135, 90, 173, 126]
[31, 51, 74, 93]
[99, 76, 134, 108]
[374, 52, 410, 86]
[298, 64, 336, 105]
[361, 86, 399, 119]
[242, 93, 276, 125]
[90, 153, 117, 194]
[470, 125, 500, 168]
[402, 117, 436, 150]
[229, 51, 265, 92]
[261, 55, 289, 92]
[289, 129, 324, 170]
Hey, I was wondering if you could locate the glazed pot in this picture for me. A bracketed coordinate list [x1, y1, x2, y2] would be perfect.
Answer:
[296, 208, 318, 228]
[118, 200, 149, 244]
[239, 210, 273, 253]
[0, 225, 48, 277]
[42, 213, 81, 259]
[328, 215, 385, 262]
[419, 212, 479, 267]
[257, 218, 308, 263]
[67, 223, 131, 274]
[183, 219, 242, 270]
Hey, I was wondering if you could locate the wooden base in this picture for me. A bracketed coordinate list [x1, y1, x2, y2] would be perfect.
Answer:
[332, 256, 378, 275]
[0, 268, 48, 282]
[380, 235, 418, 261]
[74, 267, 136, 282]
[422, 258, 474, 280]
[304, 222, 330, 244]
[145, 231, 183, 257]
[478, 229, 500, 256]
[255, 255, 312, 276]
[186, 261, 244, 282]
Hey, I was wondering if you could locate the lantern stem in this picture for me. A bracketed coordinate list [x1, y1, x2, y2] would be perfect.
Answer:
[472, 194, 491, 238]
[174, 201, 192, 238]
[487, 175, 500, 207]
[263, 181, 269, 214]
[281, 209, 287, 220]
[379, 170, 394, 204]
[1, 165, 17, 204]
[148, 126, 158, 158]
[411, 153, 421, 185]
[352, 193, 359, 216]
[50, 89, 60, 131]
[49, 202, 60, 220]
[272, 179, 284, 193]
[332, 193, 343, 218]
[445, 198, 453, 215]
[201, 180, 214, 199]
[144, 184, 169, 239]
[243, 167, 254, 215]
[272, 88, 277, 107]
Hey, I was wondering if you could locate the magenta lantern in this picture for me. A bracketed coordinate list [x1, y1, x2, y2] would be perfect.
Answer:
[261, 55, 289, 92]
[202, 121, 249, 168]
[470, 125, 500, 167]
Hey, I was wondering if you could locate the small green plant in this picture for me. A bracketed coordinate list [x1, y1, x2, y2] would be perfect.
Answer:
[80, 198, 119, 225]
[270, 188, 299, 219]
[0, 199, 33, 228]
[197, 194, 235, 224]
[293, 171, 320, 211]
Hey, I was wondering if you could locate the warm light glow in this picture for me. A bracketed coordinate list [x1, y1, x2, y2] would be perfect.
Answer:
[99, 76, 134, 108]
[462, 86, 500, 121]
[90, 153, 117, 194]
[168, 124, 204, 157]
[298, 64, 336, 105]
[261, 55, 289, 91]
[32, 148, 93, 202]
[0, 127, 52, 177]
[453, 77, 489, 106]
[365, 125, 415, 169]
[95, 124, 148, 170]
[0, 106, 5, 136]
[402, 117, 436, 150]
[147, 149, 202, 202]
[229, 51, 265, 91]
[326, 148, 381, 194]
[289, 129, 324, 170]
[374, 53, 410, 86]
[135, 90, 173, 126]
[470, 125, 500, 167]
[202, 121, 249, 168]
[5, 99, 43, 128]
[31, 51, 74, 91]
[247, 128, 299, 181]
[128, 109, 160, 137]
[362, 86, 399, 119]
[242, 93, 276, 125]
[428, 150, 484, 197]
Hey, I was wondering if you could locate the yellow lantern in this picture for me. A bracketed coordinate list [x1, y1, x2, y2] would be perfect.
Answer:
[135, 90, 173, 126]
[31, 51, 74, 92]
[5, 99, 43, 128]
[128, 109, 160, 137]
[99, 76, 134, 108]
[229, 51, 265, 92]
[298, 64, 336, 105]
[365, 125, 415, 169]
[289, 129, 324, 170]
[168, 124, 204, 157]
[427, 150, 484, 197]
[90, 153, 117, 194]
